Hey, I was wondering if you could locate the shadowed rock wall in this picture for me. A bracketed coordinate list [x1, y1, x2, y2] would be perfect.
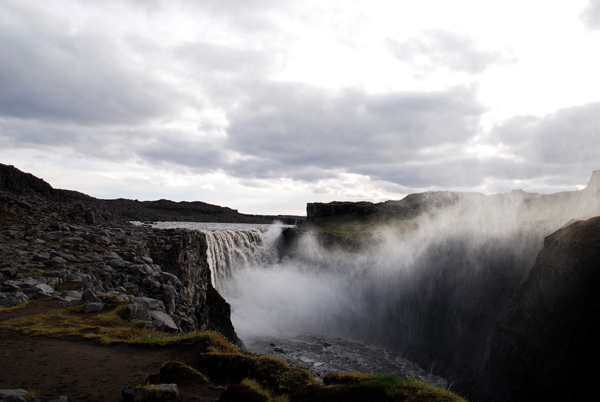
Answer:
[488, 216, 600, 402]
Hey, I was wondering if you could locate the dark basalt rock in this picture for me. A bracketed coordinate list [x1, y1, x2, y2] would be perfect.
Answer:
[0, 164, 53, 195]
[0, 163, 242, 345]
[488, 216, 600, 402]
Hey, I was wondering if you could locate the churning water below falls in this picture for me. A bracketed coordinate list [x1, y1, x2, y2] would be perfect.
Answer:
[151, 222, 449, 387]
[151, 216, 559, 391]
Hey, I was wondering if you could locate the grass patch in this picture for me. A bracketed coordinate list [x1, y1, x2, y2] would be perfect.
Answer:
[320, 372, 468, 402]
[253, 355, 314, 394]
[322, 371, 376, 385]
[196, 353, 315, 395]
[242, 379, 290, 402]
[352, 374, 417, 397]
[307, 213, 421, 245]
[0, 301, 32, 313]
[0, 302, 239, 352]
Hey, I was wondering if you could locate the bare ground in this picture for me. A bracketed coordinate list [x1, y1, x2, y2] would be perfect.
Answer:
[0, 300, 223, 401]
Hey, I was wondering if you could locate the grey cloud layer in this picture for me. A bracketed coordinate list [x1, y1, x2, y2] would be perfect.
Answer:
[493, 102, 600, 166]
[1, 0, 598, 196]
[0, 3, 190, 125]
[225, 84, 484, 181]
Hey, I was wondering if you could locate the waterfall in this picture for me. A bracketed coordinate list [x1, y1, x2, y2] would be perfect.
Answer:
[146, 221, 282, 292]
[204, 228, 275, 290]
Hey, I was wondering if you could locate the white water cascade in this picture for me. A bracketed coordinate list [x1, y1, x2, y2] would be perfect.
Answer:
[204, 226, 279, 291]
[148, 221, 281, 292]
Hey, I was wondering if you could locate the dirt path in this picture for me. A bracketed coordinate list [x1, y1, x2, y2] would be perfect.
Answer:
[0, 301, 222, 401]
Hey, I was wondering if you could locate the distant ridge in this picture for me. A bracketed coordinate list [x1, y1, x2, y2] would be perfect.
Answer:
[0, 163, 296, 224]
[307, 171, 600, 223]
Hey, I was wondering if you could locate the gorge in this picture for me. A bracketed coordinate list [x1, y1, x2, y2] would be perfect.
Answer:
[1, 163, 599, 402]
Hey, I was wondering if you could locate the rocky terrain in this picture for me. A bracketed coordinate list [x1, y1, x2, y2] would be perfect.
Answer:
[0, 164, 242, 400]
[0, 164, 470, 402]
[0, 168, 239, 341]
[2, 163, 599, 402]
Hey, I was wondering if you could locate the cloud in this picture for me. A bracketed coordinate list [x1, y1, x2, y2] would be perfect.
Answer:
[387, 29, 515, 75]
[225, 83, 485, 182]
[0, 0, 597, 210]
[484, 102, 600, 188]
[580, 0, 600, 30]
[0, 1, 196, 125]
[492, 102, 600, 165]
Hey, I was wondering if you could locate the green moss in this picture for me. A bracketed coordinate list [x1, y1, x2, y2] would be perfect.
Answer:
[319, 372, 468, 402]
[352, 374, 417, 397]
[322, 371, 375, 385]
[253, 355, 314, 394]
[307, 213, 421, 246]
[0, 301, 238, 351]
[0, 300, 32, 313]
[242, 379, 289, 402]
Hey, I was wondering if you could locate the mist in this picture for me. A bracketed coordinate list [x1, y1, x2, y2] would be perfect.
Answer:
[219, 188, 599, 380]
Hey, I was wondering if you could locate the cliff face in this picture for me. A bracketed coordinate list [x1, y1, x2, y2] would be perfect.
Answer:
[148, 229, 239, 343]
[306, 192, 484, 220]
[488, 216, 600, 402]
[0, 163, 240, 344]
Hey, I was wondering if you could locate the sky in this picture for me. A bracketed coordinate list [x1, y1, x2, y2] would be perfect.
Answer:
[1, 0, 600, 215]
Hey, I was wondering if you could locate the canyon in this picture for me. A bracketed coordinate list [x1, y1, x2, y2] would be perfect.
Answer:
[1, 163, 599, 402]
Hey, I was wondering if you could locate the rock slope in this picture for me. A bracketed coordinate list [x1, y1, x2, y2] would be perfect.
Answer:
[0, 166, 239, 343]
[488, 216, 600, 402]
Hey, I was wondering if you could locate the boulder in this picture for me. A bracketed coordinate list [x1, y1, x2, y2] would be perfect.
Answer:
[31, 283, 56, 298]
[81, 289, 101, 303]
[60, 290, 82, 302]
[149, 310, 179, 332]
[0, 291, 29, 307]
[83, 302, 104, 313]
